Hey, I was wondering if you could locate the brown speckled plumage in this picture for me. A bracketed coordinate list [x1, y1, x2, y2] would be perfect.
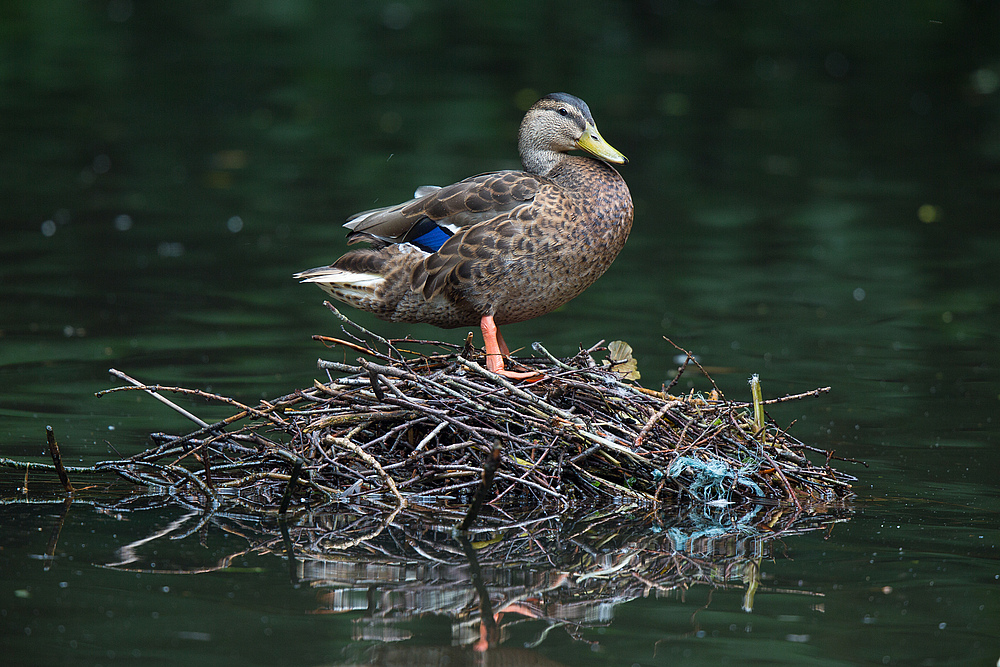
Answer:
[295, 93, 633, 333]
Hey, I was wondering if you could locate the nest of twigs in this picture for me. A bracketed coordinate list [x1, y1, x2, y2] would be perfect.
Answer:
[64, 306, 854, 523]
[4, 307, 858, 528]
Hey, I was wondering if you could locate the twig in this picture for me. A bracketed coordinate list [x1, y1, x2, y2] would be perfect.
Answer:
[634, 401, 685, 448]
[410, 421, 450, 458]
[323, 302, 401, 359]
[729, 387, 833, 406]
[325, 435, 405, 509]
[530, 342, 575, 370]
[662, 337, 722, 397]
[45, 426, 74, 492]
[105, 369, 210, 428]
[458, 440, 501, 532]
[279, 459, 304, 515]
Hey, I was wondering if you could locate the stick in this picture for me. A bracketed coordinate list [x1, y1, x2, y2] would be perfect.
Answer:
[101, 372, 290, 427]
[409, 421, 449, 458]
[316, 359, 363, 374]
[279, 459, 303, 515]
[662, 337, 722, 397]
[458, 440, 501, 532]
[634, 400, 685, 448]
[323, 302, 401, 359]
[530, 342, 575, 370]
[458, 358, 575, 421]
[105, 369, 210, 428]
[729, 386, 833, 407]
[325, 435, 405, 508]
[45, 426, 74, 492]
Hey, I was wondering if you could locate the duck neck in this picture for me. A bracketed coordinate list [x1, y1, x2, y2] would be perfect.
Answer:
[519, 141, 564, 177]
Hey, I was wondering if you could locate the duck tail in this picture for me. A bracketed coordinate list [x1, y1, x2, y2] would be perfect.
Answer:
[294, 267, 384, 306]
[294, 250, 388, 308]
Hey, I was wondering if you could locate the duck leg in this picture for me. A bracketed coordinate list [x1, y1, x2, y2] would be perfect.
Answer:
[480, 315, 541, 380]
[494, 326, 511, 357]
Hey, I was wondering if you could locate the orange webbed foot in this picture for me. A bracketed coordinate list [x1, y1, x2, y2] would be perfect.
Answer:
[480, 315, 544, 382]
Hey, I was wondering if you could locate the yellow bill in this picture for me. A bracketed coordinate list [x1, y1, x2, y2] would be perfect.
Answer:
[576, 122, 628, 164]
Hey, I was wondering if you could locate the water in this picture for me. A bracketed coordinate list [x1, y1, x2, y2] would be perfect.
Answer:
[2, 3, 999, 665]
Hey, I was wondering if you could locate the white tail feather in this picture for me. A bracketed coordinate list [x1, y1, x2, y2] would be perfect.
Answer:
[294, 268, 385, 305]
[296, 268, 382, 288]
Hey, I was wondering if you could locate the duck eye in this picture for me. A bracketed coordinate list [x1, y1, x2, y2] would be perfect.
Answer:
[558, 107, 568, 116]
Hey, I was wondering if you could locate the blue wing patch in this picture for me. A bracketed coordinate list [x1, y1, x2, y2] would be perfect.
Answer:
[405, 218, 453, 252]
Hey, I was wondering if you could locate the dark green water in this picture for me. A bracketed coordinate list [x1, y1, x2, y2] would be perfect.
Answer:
[2, 2, 998, 665]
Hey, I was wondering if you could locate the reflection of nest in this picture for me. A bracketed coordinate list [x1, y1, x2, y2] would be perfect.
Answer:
[155, 500, 847, 648]
[6, 466, 851, 651]
[61, 496, 846, 648]
[286, 500, 849, 636]
[21, 307, 853, 521]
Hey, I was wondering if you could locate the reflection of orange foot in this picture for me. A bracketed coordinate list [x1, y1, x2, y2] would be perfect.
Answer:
[473, 629, 489, 653]
[496, 602, 542, 619]
[473, 602, 546, 652]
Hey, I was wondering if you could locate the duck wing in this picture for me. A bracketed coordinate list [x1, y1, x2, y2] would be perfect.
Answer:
[344, 171, 541, 252]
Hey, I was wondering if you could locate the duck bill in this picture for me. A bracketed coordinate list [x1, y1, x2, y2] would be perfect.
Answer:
[576, 122, 628, 164]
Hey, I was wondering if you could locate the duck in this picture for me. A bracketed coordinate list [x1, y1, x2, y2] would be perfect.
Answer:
[295, 92, 633, 379]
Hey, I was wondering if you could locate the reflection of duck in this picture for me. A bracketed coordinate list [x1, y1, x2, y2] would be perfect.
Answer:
[363, 645, 570, 666]
[296, 93, 633, 378]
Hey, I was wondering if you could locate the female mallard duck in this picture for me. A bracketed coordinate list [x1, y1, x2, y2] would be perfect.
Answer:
[295, 93, 633, 379]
